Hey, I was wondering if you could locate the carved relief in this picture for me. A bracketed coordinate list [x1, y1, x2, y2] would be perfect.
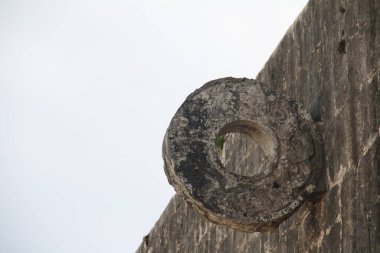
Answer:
[163, 77, 322, 232]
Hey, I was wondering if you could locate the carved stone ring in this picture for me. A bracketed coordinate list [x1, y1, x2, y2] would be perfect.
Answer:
[163, 77, 321, 232]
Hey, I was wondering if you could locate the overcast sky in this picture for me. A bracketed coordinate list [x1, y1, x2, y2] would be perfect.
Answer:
[0, 0, 308, 252]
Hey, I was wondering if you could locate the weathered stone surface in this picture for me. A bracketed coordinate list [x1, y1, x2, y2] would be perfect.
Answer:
[136, 0, 380, 252]
[163, 78, 322, 232]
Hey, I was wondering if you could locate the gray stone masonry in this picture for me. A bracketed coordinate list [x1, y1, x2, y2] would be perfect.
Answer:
[136, 0, 380, 252]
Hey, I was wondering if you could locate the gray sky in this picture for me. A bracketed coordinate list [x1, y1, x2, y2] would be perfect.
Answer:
[0, 0, 307, 252]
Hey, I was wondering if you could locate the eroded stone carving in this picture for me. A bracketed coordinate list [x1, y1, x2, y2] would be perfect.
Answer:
[163, 77, 322, 232]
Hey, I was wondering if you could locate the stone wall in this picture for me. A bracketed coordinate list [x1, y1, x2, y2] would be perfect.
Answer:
[136, 0, 380, 252]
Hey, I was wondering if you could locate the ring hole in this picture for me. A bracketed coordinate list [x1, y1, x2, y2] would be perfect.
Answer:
[215, 120, 276, 177]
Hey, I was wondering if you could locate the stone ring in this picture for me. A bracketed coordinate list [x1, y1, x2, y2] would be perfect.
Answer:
[163, 77, 321, 232]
